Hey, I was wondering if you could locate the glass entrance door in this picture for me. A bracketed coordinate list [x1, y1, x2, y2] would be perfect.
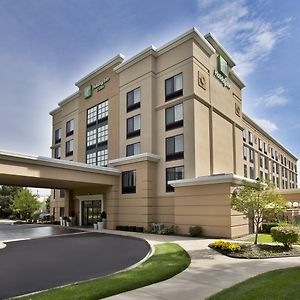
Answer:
[81, 200, 102, 226]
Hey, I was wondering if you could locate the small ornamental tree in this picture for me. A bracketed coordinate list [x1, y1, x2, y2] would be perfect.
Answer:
[13, 188, 41, 220]
[230, 179, 287, 245]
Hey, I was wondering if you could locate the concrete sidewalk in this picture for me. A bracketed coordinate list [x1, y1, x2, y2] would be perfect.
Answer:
[98, 229, 300, 300]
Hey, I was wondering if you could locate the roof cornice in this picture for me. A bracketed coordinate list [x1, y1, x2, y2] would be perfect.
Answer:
[242, 113, 298, 161]
[109, 153, 160, 166]
[75, 54, 124, 87]
[169, 173, 256, 187]
[204, 33, 235, 67]
[229, 70, 245, 89]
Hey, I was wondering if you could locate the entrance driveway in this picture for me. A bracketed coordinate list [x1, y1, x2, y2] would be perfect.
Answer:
[0, 232, 150, 299]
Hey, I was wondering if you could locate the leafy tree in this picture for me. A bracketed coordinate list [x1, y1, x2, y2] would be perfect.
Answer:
[0, 186, 23, 218]
[13, 188, 41, 220]
[230, 179, 287, 244]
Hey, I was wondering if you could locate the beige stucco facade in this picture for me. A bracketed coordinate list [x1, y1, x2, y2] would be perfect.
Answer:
[45, 27, 298, 238]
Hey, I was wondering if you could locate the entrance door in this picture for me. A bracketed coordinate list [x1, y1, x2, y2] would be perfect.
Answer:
[81, 200, 102, 226]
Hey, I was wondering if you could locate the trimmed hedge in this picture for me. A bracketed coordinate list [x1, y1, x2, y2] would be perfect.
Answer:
[116, 225, 144, 233]
[261, 222, 279, 234]
[271, 226, 300, 247]
[189, 225, 202, 237]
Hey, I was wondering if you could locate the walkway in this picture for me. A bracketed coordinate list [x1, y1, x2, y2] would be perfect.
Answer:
[97, 229, 300, 300]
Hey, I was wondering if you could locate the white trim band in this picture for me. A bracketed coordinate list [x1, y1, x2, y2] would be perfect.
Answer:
[109, 153, 160, 166]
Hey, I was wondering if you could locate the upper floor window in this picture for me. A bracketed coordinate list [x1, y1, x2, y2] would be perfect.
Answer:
[249, 149, 254, 163]
[97, 149, 108, 167]
[87, 129, 97, 149]
[86, 152, 96, 165]
[258, 139, 263, 151]
[165, 73, 183, 101]
[243, 129, 246, 142]
[54, 146, 61, 159]
[243, 146, 247, 160]
[126, 142, 141, 157]
[66, 119, 74, 137]
[55, 128, 61, 144]
[127, 115, 141, 139]
[166, 134, 184, 161]
[166, 103, 183, 131]
[243, 164, 247, 177]
[66, 140, 74, 157]
[127, 87, 141, 112]
[265, 157, 269, 170]
[166, 166, 184, 192]
[250, 167, 255, 179]
[248, 132, 253, 145]
[275, 151, 279, 161]
[60, 190, 65, 198]
[98, 124, 108, 144]
[122, 170, 136, 194]
[87, 100, 108, 127]
[271, 148, 275, 159]
[264, 142, 268, 154]
[259, 155, 263, 168]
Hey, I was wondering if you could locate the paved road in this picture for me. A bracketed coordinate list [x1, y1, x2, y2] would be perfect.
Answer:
[0, 232, 150, 299]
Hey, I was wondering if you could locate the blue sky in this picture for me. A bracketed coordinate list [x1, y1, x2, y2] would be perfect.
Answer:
[0, 0, 299, 194]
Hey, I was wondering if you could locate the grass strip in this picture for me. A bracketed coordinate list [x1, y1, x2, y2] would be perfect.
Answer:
[18, 243, 190, 300]
[207, 267, 300, 300]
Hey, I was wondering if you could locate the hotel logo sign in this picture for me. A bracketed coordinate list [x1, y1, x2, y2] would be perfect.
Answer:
[84, 77, 110, 99]
[214, 55, 230, 89]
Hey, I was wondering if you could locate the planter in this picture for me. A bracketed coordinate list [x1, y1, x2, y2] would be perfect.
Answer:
[102, 218, 107, 229]
[69, 217, 75, 226]
[93, 223, 98, 230]
[59, 217, 63, 226]
[98, 222, 104, 230]
[66, 221, 71, 227]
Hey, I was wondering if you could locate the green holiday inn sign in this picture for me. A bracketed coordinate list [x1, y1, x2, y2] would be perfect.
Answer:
[214, 55, 230, 89]
[84, 77, 110, 99]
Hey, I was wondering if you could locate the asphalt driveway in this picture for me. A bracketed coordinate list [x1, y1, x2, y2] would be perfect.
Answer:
[0, 232, 150, 299]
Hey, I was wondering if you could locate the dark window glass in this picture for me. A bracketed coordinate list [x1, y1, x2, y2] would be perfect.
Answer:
[165, 73, 183, 101]
[249, 149, 254, 163]
[249, 132, 253, 145]
[66, 119, 74, 137]
[127, 115, 141, 138]
[60, 207, 64, 217]
[126, 143, 141, 157]
[166, 134, 184, 161]
[127, 87, 141, 112]
[243, 129, 246, 142]
[66, 140, 74, 157]
[165, 104, 183, 130]
[244, 164, 247, 177]
[54, 147, 61, 159]
[60, 190, 65, 198]
[166, 166, 184, 192]
[243, 146, 247, 160]
[122, 170, 136, 194]
[55, 128, 61, 144]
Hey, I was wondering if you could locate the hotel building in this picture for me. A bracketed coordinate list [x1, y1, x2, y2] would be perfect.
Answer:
[49, 28, 298, 238]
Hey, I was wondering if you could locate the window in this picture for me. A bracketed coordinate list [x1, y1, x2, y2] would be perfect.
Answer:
[66, 119, 74, 137]
[66, 140, 74, 156]
[265, 157, 269, 170]
[275, 151, 279, 161]
[258, 139, 263, 151]
[126, 142, 141, 157]
[87, 129, 97, 149]
[54, 147, 61, 159]
[165, 104, 183, 130]
[284, 157, 287, 166]
[243, 146, 247, 160]
[87, 100, 108, 127]
[127, 87, 141, 112]
[259, 155, 263, 168]
[122, 170, 136, 194]
[243, 129, 246, 142]
[264, 142, 268, 154]
[60, 190, 65, 198]
[271, 148, 275, 159]
[127, 115, 141, 138]
[97, 149, 108, 166]
[87, 152, 97, 165]
[98, 124, 108, 144]
[248, 132, 253, 145]
[250, 167, 255, 179]
[166, 134, 184, 161]
[166, 166, 184, 192]
[272, 162, 276, 173]
[244, 164, 247, 177]
[60, 207, 65, 218]
[165, 73, 183, 101]
[260, 171, 263, 179]
[249, 149, 254, 163]
[55, 128, 61, 144]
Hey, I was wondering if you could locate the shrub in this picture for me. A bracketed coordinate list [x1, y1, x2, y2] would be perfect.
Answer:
[212, 240, 241, 252]
[261, 222, 279, 234]
[189, 226, 202, 237]
[160, 226, 175, 235]
[271, 226, 300, 247]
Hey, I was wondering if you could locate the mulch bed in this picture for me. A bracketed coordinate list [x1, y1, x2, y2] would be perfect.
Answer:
[209, 243, 300, 259]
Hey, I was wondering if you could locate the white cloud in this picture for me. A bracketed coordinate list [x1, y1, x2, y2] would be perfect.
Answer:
[255, 87, 289, 108]
[253, 118, 278, 133]
[197, 0, 291, 78]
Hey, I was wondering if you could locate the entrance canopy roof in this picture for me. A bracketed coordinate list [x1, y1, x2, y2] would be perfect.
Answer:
[0, 150, 120, 189]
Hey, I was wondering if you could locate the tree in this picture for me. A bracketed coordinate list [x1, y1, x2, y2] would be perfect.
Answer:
[13, 188, 41, 220]
[0, 186, 23, 218]
[230, 179, 287, 245]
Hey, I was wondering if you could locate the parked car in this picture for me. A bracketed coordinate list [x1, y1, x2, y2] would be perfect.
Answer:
[37, 213, 51, 223]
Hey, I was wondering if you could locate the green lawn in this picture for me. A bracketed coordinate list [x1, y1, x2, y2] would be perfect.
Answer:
[17, 243, 190, 300]
[207, 267, 300, 300]
[243, 234, 300, 244]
